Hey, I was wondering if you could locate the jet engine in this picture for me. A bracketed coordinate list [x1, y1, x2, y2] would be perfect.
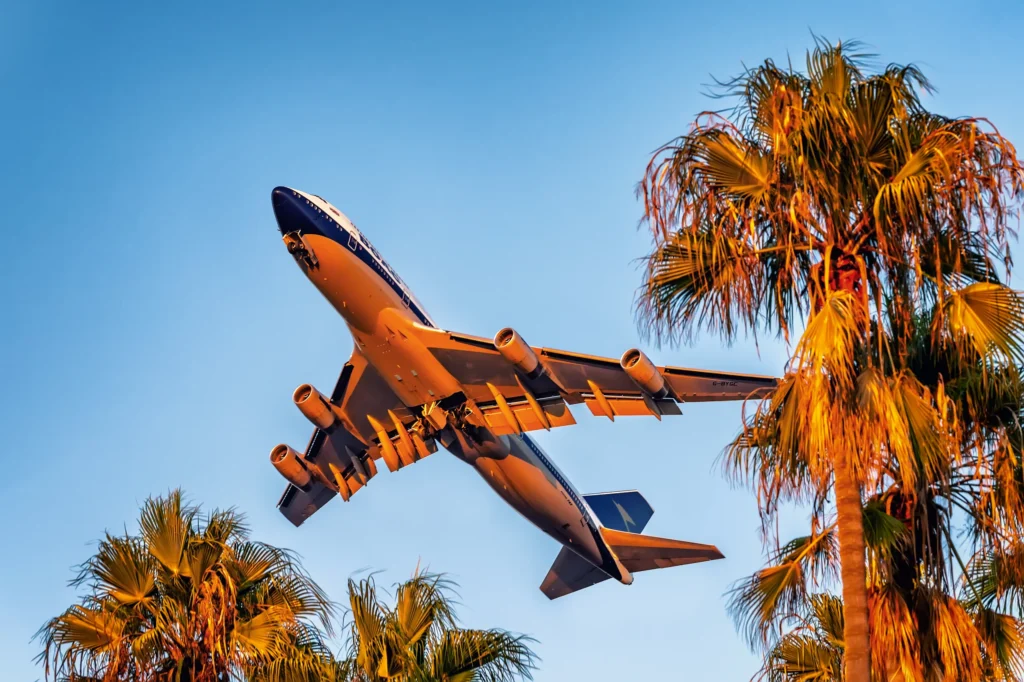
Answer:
[270, 444, 312, 490]
[494, 327, 542, 377]
[620, 348, 669, 399]
[293, 384, 337, 430]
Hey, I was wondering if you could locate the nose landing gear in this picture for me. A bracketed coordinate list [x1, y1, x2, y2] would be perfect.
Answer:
[283, 231, 319, 271]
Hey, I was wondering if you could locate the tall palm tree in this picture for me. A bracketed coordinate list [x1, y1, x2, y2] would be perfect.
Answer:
[637, 38, 1024, 682]
[340, 571, 536, 682]
[728, 303, 1024, 680]
[37, 490, 337, 682]
[734, 522, 1024, 681]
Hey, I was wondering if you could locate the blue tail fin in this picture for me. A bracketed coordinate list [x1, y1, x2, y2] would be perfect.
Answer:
[583, 490, 654, 533]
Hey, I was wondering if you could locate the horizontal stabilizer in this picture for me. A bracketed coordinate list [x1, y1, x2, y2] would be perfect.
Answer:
[540, 547, 612, 599]
[601, 527, 723, 573]
[583, 490, 654, 533]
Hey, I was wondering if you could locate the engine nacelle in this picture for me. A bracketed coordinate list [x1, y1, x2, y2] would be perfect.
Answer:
[494, 327, 541, 377]
[293, 384, 337, 430]
[270, 444, 312, 490]
[620, 348, 668, 399]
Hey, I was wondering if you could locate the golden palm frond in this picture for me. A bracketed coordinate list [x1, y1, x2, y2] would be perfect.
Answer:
[759, 594, 845, 682]
[729, 527, 838, 649]
[138, 489, 193, 577]
[639, 228, 767, 343]
[84, 535, 157, 607]
[795, 290, 864, 387]
[346, 576, 388, 675]
[425, 629, 537, 682]
[972, 606, 1024, 681]
[939, 283, 1024, 366]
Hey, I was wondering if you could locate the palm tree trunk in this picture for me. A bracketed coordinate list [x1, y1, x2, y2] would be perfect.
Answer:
[834, 454, 871, 682]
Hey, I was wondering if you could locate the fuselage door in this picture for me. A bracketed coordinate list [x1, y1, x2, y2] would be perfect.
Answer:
[347, 233, 358, 251]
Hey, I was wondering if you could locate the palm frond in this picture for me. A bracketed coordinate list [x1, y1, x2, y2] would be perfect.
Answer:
[861, 499, 907, 565]
[939, 282, 1024, 366]
[964, 548, 1024, 613]
[728, 527, 838, 649]
[795, 291, 864, 388]
[426, 629, 537, 682]
[867, 584, 921, 682]
[393, 571, 457, 650]
[82, 534, 156, 607]
[138, 489, 194, 576]
[762, 634, 841, 682]
[638, 228, 766, 344]
[973, 605, 1024, 681]
[699, 131, 773, 200]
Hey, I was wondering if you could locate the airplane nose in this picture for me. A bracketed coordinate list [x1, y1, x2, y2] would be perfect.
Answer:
[271, 186, 312, 235]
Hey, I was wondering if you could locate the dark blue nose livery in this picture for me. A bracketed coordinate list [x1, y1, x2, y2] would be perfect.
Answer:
[271, 186, 324, 237]
[271, 186, 437, 328]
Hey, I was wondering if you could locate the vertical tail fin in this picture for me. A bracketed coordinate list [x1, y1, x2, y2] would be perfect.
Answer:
[582, 490, 654, 533]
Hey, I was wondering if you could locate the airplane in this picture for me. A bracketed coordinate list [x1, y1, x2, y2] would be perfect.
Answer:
[268, 186, 777, 599]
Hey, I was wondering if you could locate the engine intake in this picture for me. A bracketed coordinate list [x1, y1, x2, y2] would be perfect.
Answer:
[293, 384, 337, 430]
[494, 327, 541, 377]
[620, 348, 668, 399]
[270, 444, 312, 490]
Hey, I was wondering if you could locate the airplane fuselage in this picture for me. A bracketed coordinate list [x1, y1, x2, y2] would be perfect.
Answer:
[271, 187, 630, 584]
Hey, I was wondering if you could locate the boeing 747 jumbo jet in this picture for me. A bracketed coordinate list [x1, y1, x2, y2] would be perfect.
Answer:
[268, 186, 776, 599]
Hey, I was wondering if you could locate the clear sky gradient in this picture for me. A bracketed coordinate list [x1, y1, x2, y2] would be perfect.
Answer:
[3, 1, 1023, 679]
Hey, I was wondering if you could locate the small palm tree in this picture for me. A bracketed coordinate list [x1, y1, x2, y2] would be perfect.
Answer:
[37, 490, 337, 682]
[340, 571, 536, 682]
[637, 37, 1024, 682]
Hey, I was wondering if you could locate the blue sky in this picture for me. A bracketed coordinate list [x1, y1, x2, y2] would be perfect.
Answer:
[3, 1, 1024, 679]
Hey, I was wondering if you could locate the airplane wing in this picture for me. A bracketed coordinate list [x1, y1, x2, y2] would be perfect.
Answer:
[414, 325, 776, 436]
[277, 349, 436, 526]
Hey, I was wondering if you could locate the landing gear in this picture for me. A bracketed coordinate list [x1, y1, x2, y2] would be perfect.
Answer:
[282, 231, 319, 271]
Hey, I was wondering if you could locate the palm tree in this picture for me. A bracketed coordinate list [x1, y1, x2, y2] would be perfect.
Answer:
[637, 37, 1024, 682]
[340, 571, 536, 681]
[727, 308, 1024, 680]
[37, 490, 337, 682]
[734, 524, 1024, 681]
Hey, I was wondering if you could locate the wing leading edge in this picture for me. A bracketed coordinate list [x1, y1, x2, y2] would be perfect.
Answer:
[413, 325, 776, 435]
